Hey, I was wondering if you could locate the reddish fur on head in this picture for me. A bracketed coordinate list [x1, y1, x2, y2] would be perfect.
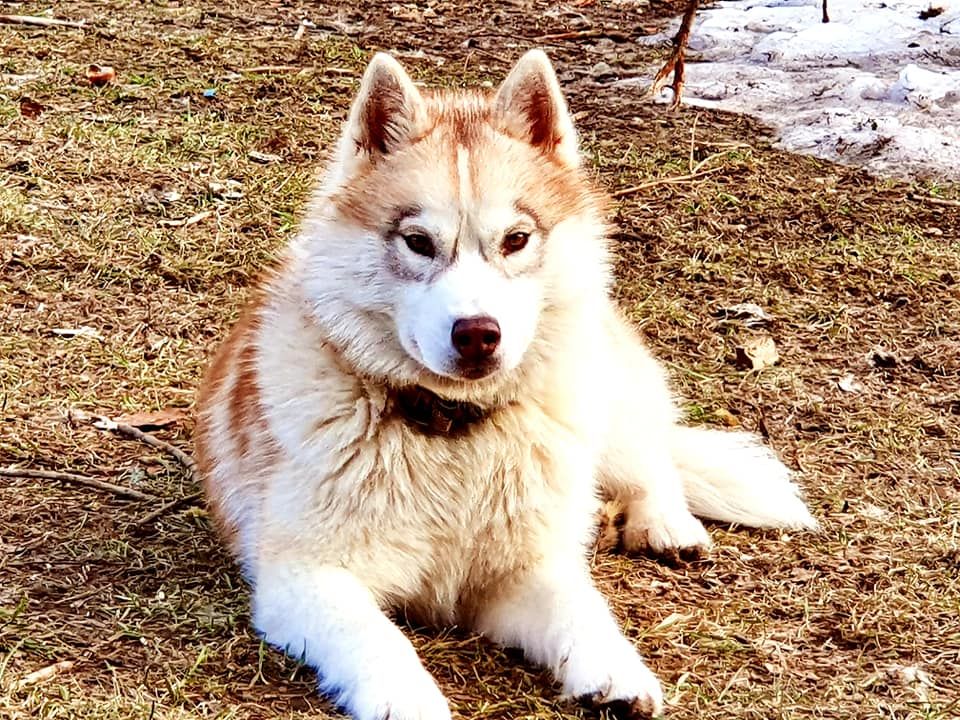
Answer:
[330, 50, 600, 237]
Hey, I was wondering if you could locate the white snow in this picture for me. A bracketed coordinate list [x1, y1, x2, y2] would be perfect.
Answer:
[638, 0, 960, 181]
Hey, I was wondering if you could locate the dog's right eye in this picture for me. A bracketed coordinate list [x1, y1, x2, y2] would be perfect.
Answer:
[403, 233, 436, 259]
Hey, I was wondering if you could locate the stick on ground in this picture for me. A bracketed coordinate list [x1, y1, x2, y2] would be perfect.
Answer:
[908, 193, 960, 208]
[133, 491, 204, 528]
[613, 149, 728, 198]
[612, 166, 723, 198]
[0, 467, 157, 502]
[15, 661, 75, 689]
[83, 412, 201, 525]
[93, 415, 196, 475]
[649, 0, 701, 109]
[0, 14, 86, 29]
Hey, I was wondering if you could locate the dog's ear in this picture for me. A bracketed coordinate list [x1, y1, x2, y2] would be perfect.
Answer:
[346, 53, 427, 157]
[493, 50, 579, 167]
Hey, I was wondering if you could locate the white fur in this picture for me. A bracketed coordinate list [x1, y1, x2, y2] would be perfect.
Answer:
[397, 252, 542, 378]
[671, 426, 818, 529]
[254, 564, 451, 720]
[197, 50, 818, 720]
[475, 560, 663, 713]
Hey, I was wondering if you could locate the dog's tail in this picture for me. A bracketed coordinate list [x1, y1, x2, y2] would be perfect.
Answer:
[671, 426, 818, 529]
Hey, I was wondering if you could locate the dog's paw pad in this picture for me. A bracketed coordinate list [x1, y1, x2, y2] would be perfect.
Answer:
[578, 693, 662, 720]
[621, 508, 711, 564]
[566, 645, 664, 719]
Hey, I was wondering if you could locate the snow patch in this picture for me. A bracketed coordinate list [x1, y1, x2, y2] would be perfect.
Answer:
[637, 0, 960, 180]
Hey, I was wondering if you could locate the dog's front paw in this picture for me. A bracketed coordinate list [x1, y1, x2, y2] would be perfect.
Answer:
[622, 501, 711, 564]
[340, 667, 452, 720]
[564, 636, 664, 719]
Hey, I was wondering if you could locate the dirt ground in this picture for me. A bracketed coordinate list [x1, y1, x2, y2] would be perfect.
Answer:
[2, 1, 959, 719]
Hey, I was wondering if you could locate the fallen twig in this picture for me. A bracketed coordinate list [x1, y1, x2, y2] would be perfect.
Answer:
[0, 14, 86, 29]
[612, 166, 724, 197]
[133, 491, 203, 528]
[15, 661, 75, 689]
[238, 64, 303, 73]
[0, 467, 156, 502]
[92, 415, 196, 475]
[908, 193, 960, 208]
[534, 28, 601, 42]
[84, 412, 200, 526]
[157, 210, 213, 228]
[688, 113, 700, 173]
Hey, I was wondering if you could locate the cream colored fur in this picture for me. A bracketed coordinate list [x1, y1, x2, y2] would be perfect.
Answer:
[196, 50, 816, 720]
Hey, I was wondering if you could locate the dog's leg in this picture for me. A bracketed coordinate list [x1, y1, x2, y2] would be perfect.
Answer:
[602, 439, 711, 562]
[598, 309, 711, 562]
[475, 562, 664, 719]
[253, 562, 451, 720]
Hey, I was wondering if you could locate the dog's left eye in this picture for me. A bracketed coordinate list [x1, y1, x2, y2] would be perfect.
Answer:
[502, 231, 530, 255]
[403, 232, 436, 259]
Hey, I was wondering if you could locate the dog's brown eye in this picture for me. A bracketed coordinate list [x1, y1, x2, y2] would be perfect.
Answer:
[403, 233, 435, 259]
[502, 231, 530, 255]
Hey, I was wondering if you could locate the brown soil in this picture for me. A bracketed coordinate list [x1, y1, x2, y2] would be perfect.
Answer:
[2, 2, 958, 719]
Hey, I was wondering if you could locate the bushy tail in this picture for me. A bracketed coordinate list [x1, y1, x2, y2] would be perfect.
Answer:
[670, 426, 818, 530]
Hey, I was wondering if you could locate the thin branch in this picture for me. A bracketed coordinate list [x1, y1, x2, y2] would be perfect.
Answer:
[237, 65, 303, 74]
[0, 467, 157, 502]
[908, 193, 960, 208]
[612, 166, 723, 198]
[649, 0, 701, 109]
[822, 0, 830, 23]
[688, 113, 700, 173]
[92, 415, 196, 475]
[534, 28, 602, 42]
[15, 661, 75, 689]
[133, 491, 203, 528]
[613, 150, 729, 198]
[83, 412, 200, 526]
[0, 14, 86, 29]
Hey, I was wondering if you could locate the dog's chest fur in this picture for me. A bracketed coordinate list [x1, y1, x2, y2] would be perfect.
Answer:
[210, 293, 600, 622]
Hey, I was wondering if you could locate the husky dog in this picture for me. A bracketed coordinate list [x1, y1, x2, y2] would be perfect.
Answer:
[195, 50, 816, 720]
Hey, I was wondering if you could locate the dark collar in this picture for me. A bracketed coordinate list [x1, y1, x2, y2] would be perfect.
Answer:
[392, 385, 491, 437]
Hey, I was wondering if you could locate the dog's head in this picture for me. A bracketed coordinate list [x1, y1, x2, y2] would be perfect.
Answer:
[300, 50, 609, 401]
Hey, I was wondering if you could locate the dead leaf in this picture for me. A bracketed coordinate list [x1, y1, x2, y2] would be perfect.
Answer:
[713, 408, 741, 427]
[19, 98, 45, 119]
[209, 179, 244, 200]
[715, 302, 773, 328]
[594, 499, 624, 553]
[113, 409, 186, 430]
[735, 335, 780, 370]
[885, 664, 933, 702]
[52, 326, 104, 341]
[838, 373, 864, 393]
[86, 64, 116, 87]
[248, 150, 283, 164]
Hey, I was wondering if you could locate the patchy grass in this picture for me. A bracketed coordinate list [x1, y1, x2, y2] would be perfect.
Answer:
[2, 1, 959, 719]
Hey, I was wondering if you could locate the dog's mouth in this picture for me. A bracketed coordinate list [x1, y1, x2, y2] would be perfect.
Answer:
[455, 358, 500, 381]
[404, 336, 502, 382]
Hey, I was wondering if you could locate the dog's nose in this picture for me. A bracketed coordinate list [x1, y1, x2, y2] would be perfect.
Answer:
[451, 316, 501, 362]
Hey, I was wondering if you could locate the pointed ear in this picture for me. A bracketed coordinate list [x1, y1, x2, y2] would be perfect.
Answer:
[345, 52, 427, 157]
[493, 50, 579, 167]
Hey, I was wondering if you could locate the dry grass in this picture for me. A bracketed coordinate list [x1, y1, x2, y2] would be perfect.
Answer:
[2, 1, 959, 719]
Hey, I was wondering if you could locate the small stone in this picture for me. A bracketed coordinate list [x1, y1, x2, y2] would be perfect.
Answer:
[590, 61, 617, 82]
